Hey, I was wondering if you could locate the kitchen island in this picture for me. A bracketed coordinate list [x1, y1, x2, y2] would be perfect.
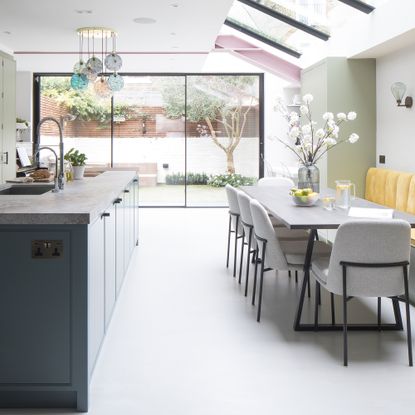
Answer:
[0, 171, 139, 412]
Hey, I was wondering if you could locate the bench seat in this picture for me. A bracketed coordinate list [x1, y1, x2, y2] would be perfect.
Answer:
[366, 167, 415, 244]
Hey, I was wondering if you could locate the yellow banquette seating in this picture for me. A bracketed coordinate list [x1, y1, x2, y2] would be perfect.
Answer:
[366, 167, 415, 244]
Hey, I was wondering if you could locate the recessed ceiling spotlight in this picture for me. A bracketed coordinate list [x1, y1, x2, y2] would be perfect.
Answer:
[171, 46, 179, 49]
[133, 17, 157, 24]
[170, 3, 179, 7]
[75, 9, 93, 14]
[170, 32, 176, 36]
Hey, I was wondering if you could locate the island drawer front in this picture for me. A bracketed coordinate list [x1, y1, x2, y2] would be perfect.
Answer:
[0, 231, 71, 384]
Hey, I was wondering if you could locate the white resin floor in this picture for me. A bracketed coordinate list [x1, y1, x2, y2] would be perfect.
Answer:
[2, 208, 415, 414]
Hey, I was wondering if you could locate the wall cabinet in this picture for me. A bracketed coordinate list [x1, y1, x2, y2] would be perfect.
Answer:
[0, 51, 16, 183]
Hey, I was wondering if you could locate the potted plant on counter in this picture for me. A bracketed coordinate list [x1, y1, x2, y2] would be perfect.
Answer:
[64, 148, 87, 180]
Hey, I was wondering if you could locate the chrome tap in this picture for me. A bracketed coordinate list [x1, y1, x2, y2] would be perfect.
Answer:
[36, 116, 74, 191]
[34, 146, 60, 193]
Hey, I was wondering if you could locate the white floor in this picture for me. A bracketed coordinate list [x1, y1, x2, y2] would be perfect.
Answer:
[3, 208, 415, 414]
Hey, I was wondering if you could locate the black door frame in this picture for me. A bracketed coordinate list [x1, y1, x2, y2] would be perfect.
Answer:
[33, 72, 264, 207]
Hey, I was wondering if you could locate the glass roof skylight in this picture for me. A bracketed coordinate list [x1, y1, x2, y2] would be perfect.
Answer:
[227, 0, 383, 58]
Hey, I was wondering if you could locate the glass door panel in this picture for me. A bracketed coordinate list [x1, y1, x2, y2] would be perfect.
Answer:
[186, 75, 260, 206]
[113, 76, 186, 206]
[39, 76, 111, 174]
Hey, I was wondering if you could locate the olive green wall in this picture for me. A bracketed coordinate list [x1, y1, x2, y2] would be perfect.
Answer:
[301, 57, 376, 197]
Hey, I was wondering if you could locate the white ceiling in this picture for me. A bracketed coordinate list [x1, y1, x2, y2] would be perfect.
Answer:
[0, 0, 234, 71]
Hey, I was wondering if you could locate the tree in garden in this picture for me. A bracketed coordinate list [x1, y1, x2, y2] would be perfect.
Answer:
[161, 76, 258, 174]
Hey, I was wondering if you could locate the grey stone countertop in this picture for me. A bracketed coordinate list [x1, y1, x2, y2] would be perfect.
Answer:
[0, 171, 137, 225]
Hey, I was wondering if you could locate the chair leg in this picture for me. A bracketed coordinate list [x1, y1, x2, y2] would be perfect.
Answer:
[307, 275, 311, 298]
[257, 241, 267, 323]
[330, 293, 335, 325]
[295, 270, 298, 283]
[314, 281, 320, 329]
[244, 229, 253, 297]
[377, 297, 381, 331]
[403, 266, 413, 367]
[342, 265, 348, 367]
[226, 214, 232, 268]
[318, 283, 321, 305]
[288, 270, 291, 278]
[233, 216, 239, 277]
[238, 230, 245, 284]
[252, 247, 259, 306]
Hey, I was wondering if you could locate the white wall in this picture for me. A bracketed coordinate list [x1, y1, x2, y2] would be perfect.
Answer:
[16, 71, 32, 142]
[376, 43, 415, 172]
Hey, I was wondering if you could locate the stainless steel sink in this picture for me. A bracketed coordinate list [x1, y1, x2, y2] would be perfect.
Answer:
[0, 184, 54, 195]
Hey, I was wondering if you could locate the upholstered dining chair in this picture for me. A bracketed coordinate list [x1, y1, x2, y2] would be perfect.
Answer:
[237, 190, 308, 296]
[311, 219, 413, 367]
[257, 177, 295, 187]
[249, 199, 331, 322]
[225, 184, 244, 278]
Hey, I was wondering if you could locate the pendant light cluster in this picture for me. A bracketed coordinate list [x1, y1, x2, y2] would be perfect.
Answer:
[71, 27, 124, 97]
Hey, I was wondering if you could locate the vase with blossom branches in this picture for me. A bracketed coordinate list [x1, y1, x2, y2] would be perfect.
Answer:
[279, 93, 360, 192]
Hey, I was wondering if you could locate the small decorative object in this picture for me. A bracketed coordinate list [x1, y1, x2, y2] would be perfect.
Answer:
[278, 93, 359, 193]
[64, 148, 87, 180]
[290, 187, 319, 207]
[391, 82, 413, 108]
[64, 161, 73, 182]
[71, 27, 124, 94]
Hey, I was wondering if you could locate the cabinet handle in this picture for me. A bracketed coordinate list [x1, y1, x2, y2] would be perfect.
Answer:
[124, 189, 130, 193]
[101, 212, 110, 218]
[114, 198, 122, 204]
[133, 179, 138, 183]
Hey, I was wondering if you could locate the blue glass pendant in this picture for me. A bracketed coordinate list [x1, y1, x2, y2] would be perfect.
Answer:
[107, 73, 124, 92]
[71, 73, 89, 90]
[105, 53, 122, 71]
[86, 56, 103, 74]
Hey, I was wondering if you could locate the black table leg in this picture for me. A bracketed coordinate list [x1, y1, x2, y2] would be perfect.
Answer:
[294, 229, 317, 331]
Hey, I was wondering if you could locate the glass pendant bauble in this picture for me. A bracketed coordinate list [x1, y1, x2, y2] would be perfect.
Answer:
[94, 77, 112, 98]
[73, 60, 86, 74]
[107, 73, 124, 92]
[86, 56, 103, 74]
[82, 66, 98, 81]
[70, 73, 89, 90]
[105, 53, 122, 71]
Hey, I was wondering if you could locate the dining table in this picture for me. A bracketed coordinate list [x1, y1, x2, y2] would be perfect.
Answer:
[241, 185, 415, 332]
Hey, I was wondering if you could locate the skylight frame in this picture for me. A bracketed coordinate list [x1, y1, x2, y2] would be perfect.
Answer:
[237, 0, 330, 41]
[338, 0, 375, 14]
[224, 18, 302, 58]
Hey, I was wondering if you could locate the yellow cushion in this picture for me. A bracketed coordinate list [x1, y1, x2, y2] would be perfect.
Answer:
[365, 168, 415, 246]
[396, 173, 413, 212]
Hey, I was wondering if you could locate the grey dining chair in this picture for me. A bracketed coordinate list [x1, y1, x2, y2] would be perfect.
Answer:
[311, 219, 413, 367]
[237, 190, 308, 296]
[225, 184, 244, 278]
[249, 199, 331, 322]
[257, 177, 295, 187]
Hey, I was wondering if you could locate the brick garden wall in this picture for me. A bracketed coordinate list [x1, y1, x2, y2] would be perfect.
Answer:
[40, 96, 258, 139]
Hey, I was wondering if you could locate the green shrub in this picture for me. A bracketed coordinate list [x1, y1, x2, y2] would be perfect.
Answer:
[165, 172, 209, 185]
[208, 173, 256, 188]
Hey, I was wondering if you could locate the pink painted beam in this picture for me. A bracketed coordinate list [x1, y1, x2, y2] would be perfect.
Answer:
[215, 35, 301, 85]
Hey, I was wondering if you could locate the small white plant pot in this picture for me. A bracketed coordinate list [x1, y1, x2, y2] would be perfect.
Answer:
[72, 165, 86, 180]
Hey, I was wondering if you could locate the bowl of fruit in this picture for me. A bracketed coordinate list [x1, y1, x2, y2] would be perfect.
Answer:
[290, 187, 319, 207]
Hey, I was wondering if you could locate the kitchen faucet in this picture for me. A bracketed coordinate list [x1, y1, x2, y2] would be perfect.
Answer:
[35, 115, 74, 191]
[34, 146, 60, 193]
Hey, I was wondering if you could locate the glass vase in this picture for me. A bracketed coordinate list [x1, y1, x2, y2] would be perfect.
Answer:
[298, 163, 320, 193]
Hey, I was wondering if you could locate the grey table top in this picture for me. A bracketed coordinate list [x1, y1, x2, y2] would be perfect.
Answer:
[0, 171, 137, 225]
[241, 186, 415, 229]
